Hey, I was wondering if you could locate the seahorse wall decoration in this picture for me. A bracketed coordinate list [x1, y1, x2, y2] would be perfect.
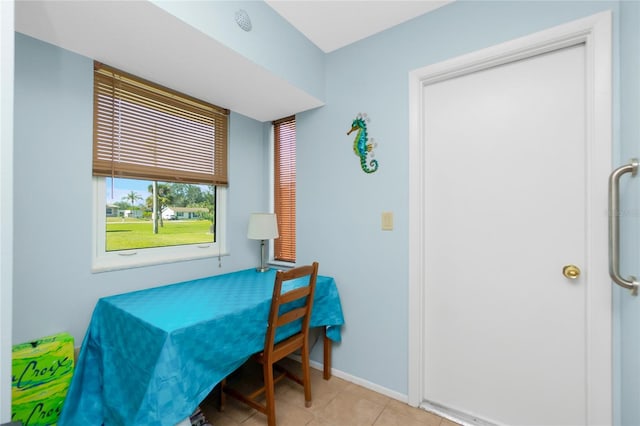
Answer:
[347, 112, 379, 174]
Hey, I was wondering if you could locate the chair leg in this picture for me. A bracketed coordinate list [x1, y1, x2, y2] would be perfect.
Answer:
[264, 362, 277, 426]
[219, 378, 226, 412]
[302, 342, 312, 408]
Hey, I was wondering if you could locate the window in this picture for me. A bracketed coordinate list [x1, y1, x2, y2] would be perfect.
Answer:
[92, 62, 228, 271]
[273, 116, 296, 263]
[103, 179, 215, 252]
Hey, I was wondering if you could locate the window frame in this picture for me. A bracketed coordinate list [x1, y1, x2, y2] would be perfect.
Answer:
[92, 177, 227, 272]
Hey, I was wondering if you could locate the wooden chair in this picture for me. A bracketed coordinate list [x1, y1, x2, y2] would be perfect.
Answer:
[222, 262, 319, 426]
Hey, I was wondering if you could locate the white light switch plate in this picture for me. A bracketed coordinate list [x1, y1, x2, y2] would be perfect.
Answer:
[381, 211, 393, 231]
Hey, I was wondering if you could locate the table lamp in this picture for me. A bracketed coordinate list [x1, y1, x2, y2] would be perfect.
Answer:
[247, 213, 279, 272]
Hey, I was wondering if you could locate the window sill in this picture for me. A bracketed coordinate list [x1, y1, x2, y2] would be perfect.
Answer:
[92, 250, 228, 273]
[268, 259, 295, 270]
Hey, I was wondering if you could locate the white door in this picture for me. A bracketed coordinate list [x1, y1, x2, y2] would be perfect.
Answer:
[409, 12, 613, 426]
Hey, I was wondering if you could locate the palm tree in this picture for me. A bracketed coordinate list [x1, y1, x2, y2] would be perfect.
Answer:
[122, 191, 142, 218]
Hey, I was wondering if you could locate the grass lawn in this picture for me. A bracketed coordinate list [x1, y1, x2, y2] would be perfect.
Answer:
[106, 218, 214, 251]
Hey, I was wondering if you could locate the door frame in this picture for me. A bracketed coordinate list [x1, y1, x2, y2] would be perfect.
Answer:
[408, 11, 613, 425]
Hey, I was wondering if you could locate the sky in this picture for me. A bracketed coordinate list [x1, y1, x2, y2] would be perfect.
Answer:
[106, 178, 152, 205]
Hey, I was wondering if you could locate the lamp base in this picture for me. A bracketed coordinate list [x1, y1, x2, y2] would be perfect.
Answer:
[255, 239, 270, 272]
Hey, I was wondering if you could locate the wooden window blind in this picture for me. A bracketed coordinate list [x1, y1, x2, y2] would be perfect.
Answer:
[274, 116, 296, 263]
[93, 62, 229, 185]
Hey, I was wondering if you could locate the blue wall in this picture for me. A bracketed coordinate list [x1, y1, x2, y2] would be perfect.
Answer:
[12, 33, 268, 344]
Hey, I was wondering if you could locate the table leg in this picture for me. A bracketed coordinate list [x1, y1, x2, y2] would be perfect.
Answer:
[323, 327, 332, 380]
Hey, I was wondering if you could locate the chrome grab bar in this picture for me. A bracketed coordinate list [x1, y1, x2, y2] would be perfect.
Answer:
[608, 159, 639, 296]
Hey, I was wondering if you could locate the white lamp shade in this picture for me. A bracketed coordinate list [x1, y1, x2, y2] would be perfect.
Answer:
[247, 213, 279, 240]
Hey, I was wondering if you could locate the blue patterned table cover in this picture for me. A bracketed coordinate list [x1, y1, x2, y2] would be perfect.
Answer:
[58, 268, 344, 426]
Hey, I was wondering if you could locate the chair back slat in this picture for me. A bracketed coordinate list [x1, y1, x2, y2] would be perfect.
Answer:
[279, 264, 316, 281]
[277, 307, 307, 327]
[279, 286, 311, 305]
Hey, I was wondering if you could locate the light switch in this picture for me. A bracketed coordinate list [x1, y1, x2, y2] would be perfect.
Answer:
[381, 211, 393, 231]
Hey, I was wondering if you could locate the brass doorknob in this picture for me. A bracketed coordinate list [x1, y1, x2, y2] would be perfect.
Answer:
[563, 264, 581, 279]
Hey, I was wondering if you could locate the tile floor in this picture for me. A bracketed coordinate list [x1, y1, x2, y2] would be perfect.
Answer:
[199, 359, 460, 426]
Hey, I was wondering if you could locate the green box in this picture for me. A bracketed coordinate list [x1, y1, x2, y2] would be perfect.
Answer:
[11, 333, 74, 426]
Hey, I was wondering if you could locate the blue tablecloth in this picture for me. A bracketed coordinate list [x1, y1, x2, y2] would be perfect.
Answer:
[58, 268, 344, 426]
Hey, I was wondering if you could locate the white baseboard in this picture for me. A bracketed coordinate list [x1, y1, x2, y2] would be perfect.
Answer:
[306, 358, 408, 404]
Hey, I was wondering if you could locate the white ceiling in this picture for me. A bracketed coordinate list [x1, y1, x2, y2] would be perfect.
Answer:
[266, 0, 452, 53]
[14, 0, 449, 122]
